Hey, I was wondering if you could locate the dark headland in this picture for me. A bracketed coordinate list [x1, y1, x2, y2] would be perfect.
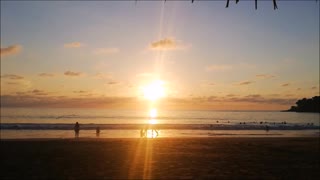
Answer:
[284, 96, 320, 113]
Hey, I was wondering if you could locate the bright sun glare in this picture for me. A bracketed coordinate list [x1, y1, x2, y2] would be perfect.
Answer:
[149, 108, 157, 124]
[142, 80, 166, 101]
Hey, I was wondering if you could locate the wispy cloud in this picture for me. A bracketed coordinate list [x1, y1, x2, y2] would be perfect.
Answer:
[255, 74, 275, 79]
[311, 86, 317, 90]
[236, 81, 254, 86]
[0, 45, 22, 57]
[1, 74, 24, 80]
[64, 71, 83, 77]
[93, 48, 119, 55]
[106, 81, 119, 85]
[7, 82, 20, 85]
[29, 89, 49, 96]
[245, 94, 262, 98]
[205, 65, 232, 72]
[0, 95, 137, 108]
[38, 73, 55, 77]
[64, 42, 84, 48]
[73, 90, 89, 94]
[93, 73, 112, 80]
[149, 38, 188, 51]
[281, 83, 290, 87]
[226, 94, 237, 97]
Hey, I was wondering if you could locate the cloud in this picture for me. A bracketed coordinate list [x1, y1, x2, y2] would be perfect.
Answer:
[245, 94, 262, 98]
[106, 81, 119, 85]
[0, 95, 138, 108]
[30, 89, 48, 96]
[226, 94, 237, 97]
[227, 96, 296, 105]
[268, 94, 280, 97]
[311, 86, 317, 90]
[64, 71, 83, 77]
[149, 38, 188, 51]
[38, 73, 55, 77]
[236, 81, 254, 86]
[255, 74, 275, 79]
[2, 78, 32, 88]
[1, 74, 24, 80]
[93, 73, 112, 80]
[285, 94, 294, 97]
[205, 65, 232, 72]
[281, 83, 290, 87]
[93, 48, 119, 55]
[296, 88, 301, 91]
[7, 82, 20, 85]
[0, 45, 22, 57]
[73, 90, 89, 94]
[64, 42, 84, 48]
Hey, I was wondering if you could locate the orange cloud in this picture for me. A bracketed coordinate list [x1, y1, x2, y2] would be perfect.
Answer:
[64, 71, 83, 77]
[38, 73, 55, 77]
[93, 73, 112, 80]
[0, 45, 22, 57]
[64, 42, 84, 48]
[255, 74, 275, 79]
[1, 74, 24, 80]
[281, 83, 290, 87]
[236, 81, 254, 85]
[30, 89, 48, 96]
[73, 90, 89, 93]
[0, 94, 297, 110]
[149, 38, 188, 51]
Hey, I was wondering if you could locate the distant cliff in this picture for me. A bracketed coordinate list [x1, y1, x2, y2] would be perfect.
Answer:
[286, 96, 320, 113]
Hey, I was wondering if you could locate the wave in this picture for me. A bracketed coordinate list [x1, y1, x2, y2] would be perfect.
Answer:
[1, 123, 318, 130]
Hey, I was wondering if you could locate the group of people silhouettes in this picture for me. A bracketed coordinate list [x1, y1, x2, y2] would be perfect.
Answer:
[140, 125, 159, 138]
[74, 122, 158, 138]
[73, 122, 100, 138]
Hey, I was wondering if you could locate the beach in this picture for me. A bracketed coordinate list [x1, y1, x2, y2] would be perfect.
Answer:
[1, 137, 319, 179]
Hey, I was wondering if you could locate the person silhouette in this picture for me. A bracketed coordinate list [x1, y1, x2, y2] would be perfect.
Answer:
[74, 122, 80, 138]
[96, 126, 100, 137]
[140, 127, 145, 138]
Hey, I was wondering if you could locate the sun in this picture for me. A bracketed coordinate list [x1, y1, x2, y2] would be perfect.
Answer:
[142, 80, 166, 101]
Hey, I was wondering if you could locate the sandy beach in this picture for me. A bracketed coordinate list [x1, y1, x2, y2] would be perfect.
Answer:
[1, 137, 319, 179]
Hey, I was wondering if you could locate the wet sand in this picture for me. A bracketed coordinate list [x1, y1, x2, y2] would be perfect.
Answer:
[1, 137, 319, 179]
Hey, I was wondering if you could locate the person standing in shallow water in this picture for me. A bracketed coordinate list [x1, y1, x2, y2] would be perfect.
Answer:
[96, 127, 100, 137]
[74, 122, 80, 138]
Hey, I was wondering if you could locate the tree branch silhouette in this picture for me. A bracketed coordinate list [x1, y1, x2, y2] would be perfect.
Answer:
[133, 0, 318, 10]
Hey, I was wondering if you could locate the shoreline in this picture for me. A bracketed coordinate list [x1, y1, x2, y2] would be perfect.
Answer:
[1, 136, 320, 141]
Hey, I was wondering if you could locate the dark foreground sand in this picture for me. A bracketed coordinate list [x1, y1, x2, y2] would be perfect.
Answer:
[1, 137, 319, 179]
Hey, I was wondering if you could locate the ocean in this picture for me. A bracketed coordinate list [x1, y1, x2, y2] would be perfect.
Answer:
[1, 108, 319, 139]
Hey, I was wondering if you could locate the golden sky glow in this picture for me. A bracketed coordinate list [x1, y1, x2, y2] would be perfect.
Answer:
[0, 1, 319, 110]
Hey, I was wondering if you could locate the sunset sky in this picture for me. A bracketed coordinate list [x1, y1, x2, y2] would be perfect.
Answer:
[1, 1, 319, 110]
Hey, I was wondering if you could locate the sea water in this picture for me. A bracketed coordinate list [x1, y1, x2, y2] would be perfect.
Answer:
[1, 108, 319, 139]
